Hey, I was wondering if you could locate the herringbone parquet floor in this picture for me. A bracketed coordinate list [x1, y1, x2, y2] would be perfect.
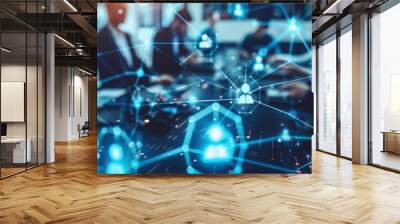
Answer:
[1, 135, 400, 224]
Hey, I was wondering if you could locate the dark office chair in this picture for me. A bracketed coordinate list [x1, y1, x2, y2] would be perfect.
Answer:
[78, 121, 90, 138]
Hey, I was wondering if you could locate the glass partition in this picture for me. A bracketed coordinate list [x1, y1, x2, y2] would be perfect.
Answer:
[317, 36, 337, 154]
[1, 30, 28, 177]
[0, 1, 46, 179]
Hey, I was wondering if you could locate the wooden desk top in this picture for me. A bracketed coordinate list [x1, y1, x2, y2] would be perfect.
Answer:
[381, 131, 400, 134]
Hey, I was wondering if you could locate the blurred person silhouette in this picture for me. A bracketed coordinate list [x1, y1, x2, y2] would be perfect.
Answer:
[98, 3, 174, 128]
[152, 6, 196, 77]
[240, 25, 272, 60]
[98, 3, 154, 89]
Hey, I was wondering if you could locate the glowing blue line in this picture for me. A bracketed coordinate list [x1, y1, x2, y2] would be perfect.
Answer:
[218, 102, 237, 124]
[251, 61, 290, 84]
[108, 98, 235, 108]
[202, 81, 230, 91]
[257, 101, 313, 129]
[214, 65, 240, 90]
[265, 29, 290, 52]
[296, 32, 311, 52]
[288, 62, 311, 75]
[101, 70, 149, 85]
[190, 149, 295, 173]
[233, 157, 296, 173]
[147, 98, 234, 106]
[159, 81, 202, 95]
[244, 65, 248, 83]
[139, 147, 182, 167]
[278, 4, 290, 22]
[297, 161, 312, 170]
[180, 50, 198, 65]
[169, 4, 200, 35]
[240, 136, 279, 147]
[251, 76, 311, 94]
[288, 31, 295, 61]
[150, 43, 230, 91]
[292, 136, 312, 140]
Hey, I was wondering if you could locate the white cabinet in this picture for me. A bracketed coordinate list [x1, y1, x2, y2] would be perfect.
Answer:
[1, 138, 32, 163]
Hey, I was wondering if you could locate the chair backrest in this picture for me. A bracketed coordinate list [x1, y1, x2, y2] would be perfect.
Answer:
[82, 121, 90, 129]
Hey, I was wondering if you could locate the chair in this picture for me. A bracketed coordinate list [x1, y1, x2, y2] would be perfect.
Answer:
[78, 121, 90, 138]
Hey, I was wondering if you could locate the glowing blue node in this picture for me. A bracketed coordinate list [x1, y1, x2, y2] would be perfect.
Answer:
[233, 4, 245, 18]
[131, 161, 139, 169]
[241, 83, 250, 94]
[187, 166, 197, 174]
[109, 143, 123, 161]
[137, 69, 144, 77]
[212, 103, 220, 111]
[203, 145, 229, 162]
[106, 162, 125, 174]
[181, 103, 247, 173]
[182, 145, 189, 152]
[289, 18, 298, 31]
[113, 127, 121, 136]
[209, 126, 223, 142]
[231, 166, 242, 174]
[134, 101, 141, 109]
[188, 95, 198, 104]
[281, 129, 291, 141]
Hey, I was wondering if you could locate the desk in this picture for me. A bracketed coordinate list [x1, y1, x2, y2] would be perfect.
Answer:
[1, 138, 31, 163]
[382, 131, 400, 154]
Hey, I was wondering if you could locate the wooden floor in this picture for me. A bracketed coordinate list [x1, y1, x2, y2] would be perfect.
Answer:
[1, 135, 400, 224]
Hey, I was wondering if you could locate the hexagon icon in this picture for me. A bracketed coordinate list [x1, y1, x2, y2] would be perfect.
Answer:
[181, 103, 248, 174]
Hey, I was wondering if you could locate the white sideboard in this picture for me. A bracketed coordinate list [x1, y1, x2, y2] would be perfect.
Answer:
[1, 138, 32, 163]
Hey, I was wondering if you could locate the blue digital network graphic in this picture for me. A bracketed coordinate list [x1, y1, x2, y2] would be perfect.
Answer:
[97, 3, 313, 174]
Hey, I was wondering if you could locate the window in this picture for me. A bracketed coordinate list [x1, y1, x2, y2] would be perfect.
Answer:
[339, 28, 352, 158]
[370, 3, 400, 171]
[317, 36, 337, 154]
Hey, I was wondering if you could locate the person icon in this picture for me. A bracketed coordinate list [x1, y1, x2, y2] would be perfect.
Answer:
[253, 55, 265, 72]
[199, 34, 213, 49]
[234, 4, 243, 17]
[237, 83, 254, 104]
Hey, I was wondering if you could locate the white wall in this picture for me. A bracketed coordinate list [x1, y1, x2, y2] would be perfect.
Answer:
[54, 67, 89, 141]
[1, 65, 26, 139]
[1, 63, 46, 163]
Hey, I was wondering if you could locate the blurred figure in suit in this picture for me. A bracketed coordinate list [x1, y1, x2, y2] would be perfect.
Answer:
[98, 3, 153, 89]
[98, 3, 160, 132]
[152, 7, 195, 77]
[240, 25, 272, 60]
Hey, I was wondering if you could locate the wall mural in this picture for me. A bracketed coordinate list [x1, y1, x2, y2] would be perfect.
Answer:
[97, 3, 313, 174]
